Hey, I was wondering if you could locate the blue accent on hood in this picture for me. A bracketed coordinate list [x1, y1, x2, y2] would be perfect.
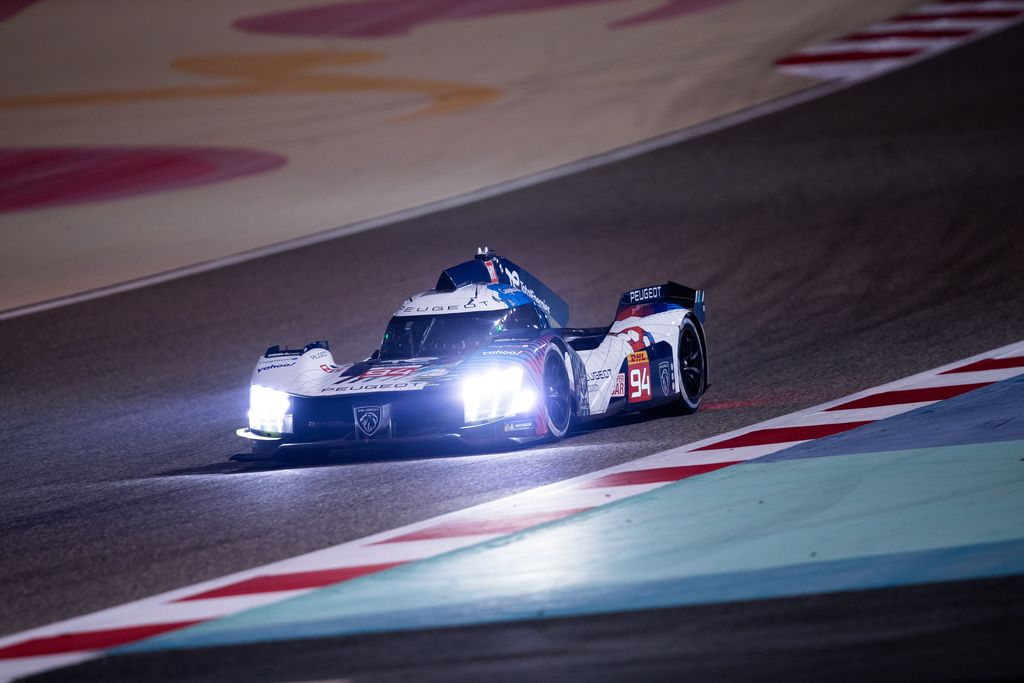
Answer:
[487, 284, 532, 310]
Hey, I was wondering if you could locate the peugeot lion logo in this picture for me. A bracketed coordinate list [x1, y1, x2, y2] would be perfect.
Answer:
[659, 361, 672, 396]
[355, 406, 383, 437]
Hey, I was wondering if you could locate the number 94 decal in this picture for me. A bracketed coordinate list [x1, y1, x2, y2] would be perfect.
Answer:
[627, 357, 651, 403]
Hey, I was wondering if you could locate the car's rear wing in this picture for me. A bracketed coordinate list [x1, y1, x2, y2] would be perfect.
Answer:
[616, 282, 705, 323]
[436, 248, 570, 327]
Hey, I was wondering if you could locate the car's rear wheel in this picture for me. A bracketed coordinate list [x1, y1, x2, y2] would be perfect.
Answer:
[543, 349, 573, 439]
[677, 317, 705, 414]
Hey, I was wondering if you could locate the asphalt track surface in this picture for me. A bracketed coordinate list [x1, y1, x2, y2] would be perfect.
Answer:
[3, 21, 1024, 681]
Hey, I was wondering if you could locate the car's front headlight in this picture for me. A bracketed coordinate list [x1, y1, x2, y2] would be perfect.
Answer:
[462, 365, 537, 424]
[248, 385, 293, 434]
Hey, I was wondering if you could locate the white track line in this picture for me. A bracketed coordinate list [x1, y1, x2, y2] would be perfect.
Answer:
[2, 340, 1022, 681]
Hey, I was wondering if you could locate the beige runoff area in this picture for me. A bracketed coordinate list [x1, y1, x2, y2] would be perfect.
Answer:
[0, 0, 920, 313]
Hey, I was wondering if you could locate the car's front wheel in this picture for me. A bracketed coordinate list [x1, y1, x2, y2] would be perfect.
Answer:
[542, 349, 573, 439]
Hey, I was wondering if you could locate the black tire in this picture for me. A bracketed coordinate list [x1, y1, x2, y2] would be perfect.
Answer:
[677, 317, 705, 414]
[542, 348, 573, 439]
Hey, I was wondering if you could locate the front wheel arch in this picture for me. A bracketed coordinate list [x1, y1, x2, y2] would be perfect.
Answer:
[541, 345, 574, 439]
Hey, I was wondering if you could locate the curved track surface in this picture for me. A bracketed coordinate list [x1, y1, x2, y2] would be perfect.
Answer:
[2, 21, 1024, 680]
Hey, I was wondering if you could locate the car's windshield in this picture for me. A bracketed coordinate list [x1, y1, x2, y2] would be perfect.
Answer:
[380, 311, 504, 360]
[379, 306, 541, 360]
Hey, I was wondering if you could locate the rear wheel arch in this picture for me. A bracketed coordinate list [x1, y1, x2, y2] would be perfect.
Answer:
[676, 315, 706, 414]
[690, 315, 710, 389]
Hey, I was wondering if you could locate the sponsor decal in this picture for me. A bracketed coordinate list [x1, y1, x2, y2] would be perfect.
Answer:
[321, 381, 426, 393]
[481, 349, 528, 357]
[360, 365, 421, 378]
[612, 372, 626, 398]
[627, 352, 651, 403]
[498, 263, 552, 317]
[354, 406, 383, 437]
[307, 350, 328, 361]
[256, 362, 296, 373]
[628, 285, 662, 303]
[320, 364, 343, 373]
[504, 419, 535, 434]
[658, 360, 673, 396]
[587, 368, 612, 382]
[484, 259, 499, 284]
[487, 283, 532, 311]
[399, 301, 494, 313]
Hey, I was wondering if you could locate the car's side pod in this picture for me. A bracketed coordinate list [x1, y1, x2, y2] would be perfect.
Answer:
[616, 282, 706, 324]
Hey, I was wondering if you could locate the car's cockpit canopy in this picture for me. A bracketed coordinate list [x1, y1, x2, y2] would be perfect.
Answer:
[380, 304, 543, 360]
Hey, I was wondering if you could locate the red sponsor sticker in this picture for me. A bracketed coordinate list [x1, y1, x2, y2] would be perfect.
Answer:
[484, 260, 499, 284]
[627, 354, 651, 403]
[361, 366, 420, 378]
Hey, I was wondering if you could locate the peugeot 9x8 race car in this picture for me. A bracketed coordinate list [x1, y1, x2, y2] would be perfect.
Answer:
[236, 248, 707, 458]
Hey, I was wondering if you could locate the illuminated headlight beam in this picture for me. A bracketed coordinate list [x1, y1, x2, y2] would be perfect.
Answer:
[248, 385, 293, 434]
[462, 365, 536, 424]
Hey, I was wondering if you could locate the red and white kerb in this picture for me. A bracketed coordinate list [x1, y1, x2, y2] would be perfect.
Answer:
[2, 340, 1023, 681]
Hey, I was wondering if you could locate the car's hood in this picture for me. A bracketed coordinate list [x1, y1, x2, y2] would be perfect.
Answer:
[252, 333, 552, 398]
[252, 349, 466, 398]
[308, 356, 464, 397]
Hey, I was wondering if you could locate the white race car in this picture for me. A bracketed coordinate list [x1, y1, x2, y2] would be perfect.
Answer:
[237, 248, 708, 458]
